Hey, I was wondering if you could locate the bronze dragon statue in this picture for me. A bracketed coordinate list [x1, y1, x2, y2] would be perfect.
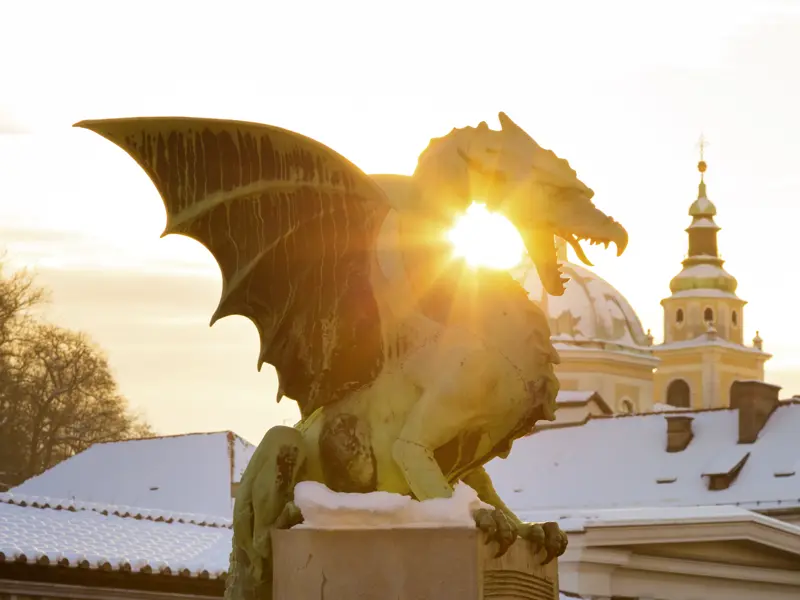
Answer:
[76, 113, 627, 599]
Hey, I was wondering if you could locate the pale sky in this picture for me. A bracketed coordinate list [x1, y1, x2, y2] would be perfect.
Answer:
[2, 0, 800, 443]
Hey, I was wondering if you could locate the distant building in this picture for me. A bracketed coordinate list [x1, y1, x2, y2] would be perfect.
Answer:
[518, 157, 771, 423]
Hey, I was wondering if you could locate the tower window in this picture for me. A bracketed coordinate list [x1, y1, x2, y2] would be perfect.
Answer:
[666, 379, 691, 408]
[704, 307, 714, 323]
[676, 308, 684, 324]
[732, 310, 738, 326]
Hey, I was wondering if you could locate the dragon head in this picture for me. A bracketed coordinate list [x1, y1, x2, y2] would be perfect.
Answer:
[413, 112, 627, 296]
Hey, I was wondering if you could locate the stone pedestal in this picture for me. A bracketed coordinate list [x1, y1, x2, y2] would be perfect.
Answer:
[272, 527, 559, 600]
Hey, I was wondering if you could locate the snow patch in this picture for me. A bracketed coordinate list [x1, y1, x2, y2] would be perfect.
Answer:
[668, 288, 738, 299]
[672, 263, 733, 280]
[658, 335, 766, 353]
[293, 482, 492, 529]
[650, 403, 684, 413]
[557, 391, 597, 404]
[687, 217, 718, 229]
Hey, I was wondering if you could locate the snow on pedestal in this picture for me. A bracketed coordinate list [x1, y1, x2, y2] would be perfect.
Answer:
[293, 481, 492, 529]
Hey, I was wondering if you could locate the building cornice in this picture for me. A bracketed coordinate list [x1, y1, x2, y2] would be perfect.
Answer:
[555, 345, 660, 368]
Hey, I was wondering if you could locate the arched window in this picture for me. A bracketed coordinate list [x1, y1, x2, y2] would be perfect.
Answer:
[676, 308, 684, 324]
[666, 379, 691, 408]
[704, 307, 714, 323]
[621, 399, 634, 414]
[732, 310, 738, 326]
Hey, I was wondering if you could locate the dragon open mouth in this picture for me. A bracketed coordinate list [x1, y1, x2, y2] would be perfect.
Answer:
[522, 218, 628, 297]
[562, 229, 626, 268]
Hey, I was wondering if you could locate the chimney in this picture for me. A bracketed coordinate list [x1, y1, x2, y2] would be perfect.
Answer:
[729, 380, 781, 444]
[665, 415, 694, 452]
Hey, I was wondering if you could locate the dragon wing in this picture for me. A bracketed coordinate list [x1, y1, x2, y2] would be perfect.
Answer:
[76, 117, 390, 418]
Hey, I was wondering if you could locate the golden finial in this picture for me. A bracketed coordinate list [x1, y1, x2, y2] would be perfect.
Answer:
[697, 134, 709, 178]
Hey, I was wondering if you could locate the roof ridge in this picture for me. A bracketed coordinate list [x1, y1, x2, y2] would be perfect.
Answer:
[96, 430, 245, 445]
[0, 491, 232, 529]
[602, 399, 800, 419]
[599, 406, 737, 419]
[533, 400, 800, 434]
[541, 407, 730, 431]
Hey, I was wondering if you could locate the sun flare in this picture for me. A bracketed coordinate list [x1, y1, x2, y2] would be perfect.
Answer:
[447, 203, 526, 270]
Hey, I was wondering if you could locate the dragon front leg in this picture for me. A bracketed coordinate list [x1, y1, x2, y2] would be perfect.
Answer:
[391, 415, 461, 501]
[462, 467, 567, 564]
[392, 351, 492, 502]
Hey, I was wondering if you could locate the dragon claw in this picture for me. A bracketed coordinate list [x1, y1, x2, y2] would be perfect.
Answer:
[273, 501, 304, 530]
[518, 521, 568, 565]
[541, 521, 568, 564]
[474, 508, 518, 558]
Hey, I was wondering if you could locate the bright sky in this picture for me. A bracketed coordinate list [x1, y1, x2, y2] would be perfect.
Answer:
[2, 0, 800, 443]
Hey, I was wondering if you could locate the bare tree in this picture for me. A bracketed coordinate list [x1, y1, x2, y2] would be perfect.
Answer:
[0, 261, 44, 348]
[0, 260, 152, 489]
[0, 261, 43, 488]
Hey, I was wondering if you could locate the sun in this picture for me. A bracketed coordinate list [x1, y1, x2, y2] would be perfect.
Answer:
[447, 203, 526, 270]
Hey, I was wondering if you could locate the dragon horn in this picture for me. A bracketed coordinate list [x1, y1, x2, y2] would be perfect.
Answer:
[498, 112, 541, 147]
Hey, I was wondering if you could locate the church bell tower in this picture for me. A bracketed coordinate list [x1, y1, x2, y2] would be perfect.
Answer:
[653, 142, 770, 409]
[661, 146, 743, 344]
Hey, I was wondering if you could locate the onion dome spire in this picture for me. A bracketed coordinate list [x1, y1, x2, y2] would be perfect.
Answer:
[669, 136, 738, 294]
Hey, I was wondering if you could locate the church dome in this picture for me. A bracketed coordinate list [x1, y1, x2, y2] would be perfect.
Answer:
[519, 258, 652, 355]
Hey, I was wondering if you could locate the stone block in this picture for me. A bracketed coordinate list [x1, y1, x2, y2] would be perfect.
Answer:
[273, 527, 558, 599]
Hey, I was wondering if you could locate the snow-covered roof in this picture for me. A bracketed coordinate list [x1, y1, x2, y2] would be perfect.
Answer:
[650, 402, 684, 413]
[11, 431, 255, 518]
[487, 402, 800, 513]
[0, 493, 231, 577]
[557, 390, 597, 404]
[657, 330, 769, 355]
[689, 194, 716, 217]
[667, 288, 739, 299]
[686, 216, 719, 230]
[673, 263, 733, 280]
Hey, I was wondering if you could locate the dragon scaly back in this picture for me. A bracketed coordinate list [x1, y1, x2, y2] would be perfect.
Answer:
[76, 118, 390, 418]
